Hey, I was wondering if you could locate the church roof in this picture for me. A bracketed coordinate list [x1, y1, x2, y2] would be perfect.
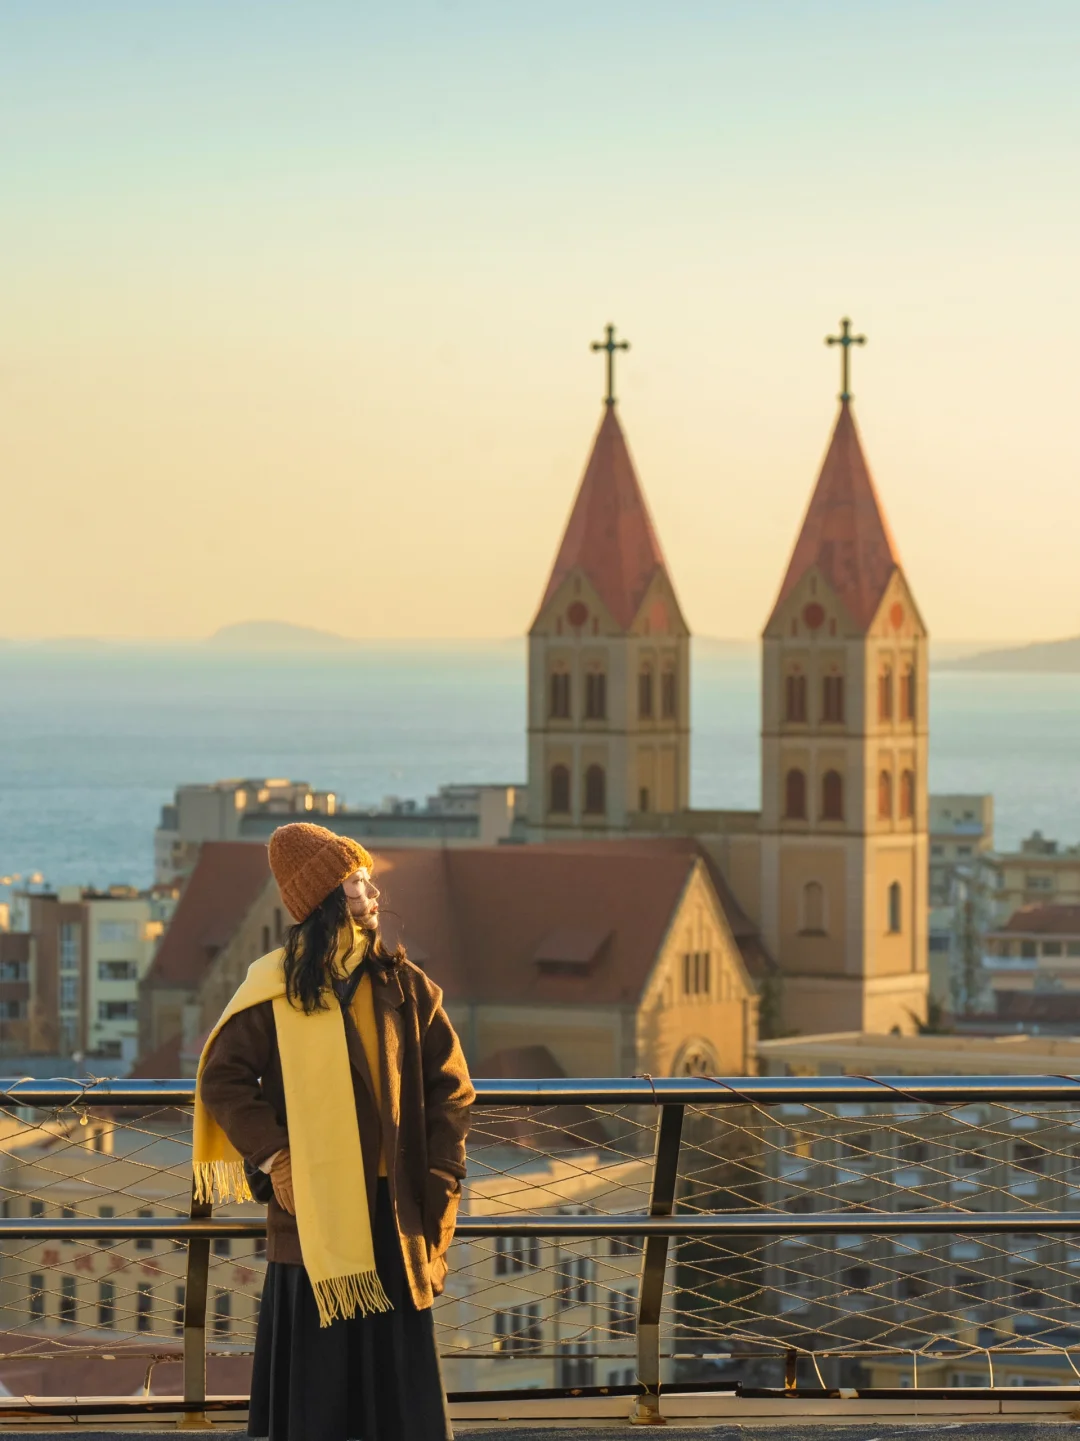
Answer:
[770, 401, 902, 632]
[536, 406, 674, 631]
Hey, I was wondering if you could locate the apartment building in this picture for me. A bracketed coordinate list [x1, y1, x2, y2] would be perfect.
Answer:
[8, 887, 173, 1062]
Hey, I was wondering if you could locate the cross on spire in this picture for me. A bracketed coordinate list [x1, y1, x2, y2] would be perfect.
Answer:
[825, 317, 867, 402]
[591, 324, 630, 407]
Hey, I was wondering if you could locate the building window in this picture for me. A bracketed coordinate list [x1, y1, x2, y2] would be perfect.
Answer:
[785, 672, 808, 723]
[59, 923, 81, 971]
[901, 664, 916, 720]
[494, 1303, 541, 1356]
[0, 1000, 25, 1021]
[261, 925, 271, 952]
[660, 669, 677, 720]
[549, 671, 571, 720]
[549, 765, 571, 815]
[583, 765, 606, 816]
[136, 1208, 154, 1251]
[682, 951, 711, 996]
[802, 881, 826, 935]
[559, 1253, 593, 1308]
[608, 1289, 635, 1335]
[0, 960, 28, 981]
[97, 960, 137, 982]
[585, 671, 607, 720]
[639, 786, 650, 812]
[213, 1290, 231, 1337]
[638, 667, 653, 719]
[29, 1274, 45, 1322]
[557, 1339, 595, 1387]
[822, 770, 844, 821]
[213, 1236, 231, 1257]
[60, 1276, 76, 1327]
[173, 1285, 186, 1336]
[888, 881, 902, 934]
[784, 769, 807, 820]
[822, 674, 845, 724]
[495, 1235, 539, 1274]
[98, 1000, 138, 1022]
[97, 920, 138, 944]
[878, 665, 893, 721]
[899, 769, 915, 819]
[878, 770, 893, 820]
[98, 1280, 116, 1328]
[136, 1283, 152, 1332]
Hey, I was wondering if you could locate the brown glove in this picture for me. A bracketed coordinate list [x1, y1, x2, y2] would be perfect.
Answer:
[269, 1148, 295, 1214]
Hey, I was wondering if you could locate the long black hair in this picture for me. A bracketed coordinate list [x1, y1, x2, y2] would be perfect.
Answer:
[281, 885, 405, 1014]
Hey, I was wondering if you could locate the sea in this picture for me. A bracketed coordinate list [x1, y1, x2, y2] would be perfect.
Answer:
[0, 641, 1078, 891]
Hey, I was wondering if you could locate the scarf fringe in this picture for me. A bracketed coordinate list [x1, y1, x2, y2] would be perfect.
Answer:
[311, 1268, 393, 1328]
[193, 1159, 253, 1207]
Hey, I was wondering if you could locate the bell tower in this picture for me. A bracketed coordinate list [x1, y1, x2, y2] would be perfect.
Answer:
[526, 328, 690, 840]
[760, 321, 929, 1035]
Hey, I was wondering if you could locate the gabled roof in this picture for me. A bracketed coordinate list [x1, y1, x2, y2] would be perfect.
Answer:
[535, 406, 676, 631]
[373, 844, 702, 1007]
[769, 401, 902, 632]
[144, 841, 270, 990]
[372, 840, 765, 1007]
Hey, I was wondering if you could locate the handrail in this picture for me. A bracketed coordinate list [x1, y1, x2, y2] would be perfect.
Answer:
[3, 1073, 1080, 1106]
[6, 1071, 1080, 1424]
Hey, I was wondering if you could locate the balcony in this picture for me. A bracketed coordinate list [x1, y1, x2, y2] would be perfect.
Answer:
[0, 1075, 1079, 1429]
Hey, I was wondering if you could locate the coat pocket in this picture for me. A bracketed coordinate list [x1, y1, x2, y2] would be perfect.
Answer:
[423, 1169, 462, 1257]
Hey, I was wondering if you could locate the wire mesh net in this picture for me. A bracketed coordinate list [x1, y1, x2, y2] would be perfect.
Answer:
[1, 1090, 1080, 1397]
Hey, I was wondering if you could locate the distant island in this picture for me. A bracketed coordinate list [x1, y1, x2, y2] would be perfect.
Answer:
[206, 621, 359, 651]
[938, 635, 1080, 674]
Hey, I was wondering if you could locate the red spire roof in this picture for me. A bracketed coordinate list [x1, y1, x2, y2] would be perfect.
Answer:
[537, 406, 672, 630]
[771, 401, 902, 631]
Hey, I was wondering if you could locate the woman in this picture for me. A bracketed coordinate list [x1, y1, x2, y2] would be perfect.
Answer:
[194, 821, 474, 1441]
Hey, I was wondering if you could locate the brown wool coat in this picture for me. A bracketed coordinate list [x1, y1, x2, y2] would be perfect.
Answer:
[198, 957, 474, 1310]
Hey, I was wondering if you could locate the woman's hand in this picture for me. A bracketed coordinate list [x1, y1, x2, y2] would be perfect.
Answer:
[269, 1149, 295, 1214]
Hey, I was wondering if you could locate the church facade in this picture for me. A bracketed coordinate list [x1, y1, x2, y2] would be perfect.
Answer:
[526, 327, 929, 1036]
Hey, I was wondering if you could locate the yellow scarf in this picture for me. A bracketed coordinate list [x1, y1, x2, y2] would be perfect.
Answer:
[192, 924, 391, 1327]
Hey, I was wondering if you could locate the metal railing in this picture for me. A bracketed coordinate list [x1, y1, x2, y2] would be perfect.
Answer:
[2, 1074, 1080, 1422]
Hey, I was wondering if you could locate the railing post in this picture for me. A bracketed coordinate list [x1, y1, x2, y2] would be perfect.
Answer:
[179, 1179, 212, 1429]
[630, 1102, 684, 1426]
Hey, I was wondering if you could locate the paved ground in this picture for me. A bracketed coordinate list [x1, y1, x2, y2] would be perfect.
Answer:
[0, 1425, 1077, 1439]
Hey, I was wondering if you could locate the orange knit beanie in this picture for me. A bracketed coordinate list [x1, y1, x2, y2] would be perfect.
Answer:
[267, 823, 374, 923]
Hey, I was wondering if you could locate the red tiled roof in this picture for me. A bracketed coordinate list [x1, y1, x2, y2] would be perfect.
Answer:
[769, 402, 902, 632]
[535, 406, 676, 631]
[994, 904, 1080, 938]
[144, 841, 271, 990]
[370, 839, 763, 1006]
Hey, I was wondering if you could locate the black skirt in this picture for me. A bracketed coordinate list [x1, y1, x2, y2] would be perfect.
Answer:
[248, 1178, 453, 1441]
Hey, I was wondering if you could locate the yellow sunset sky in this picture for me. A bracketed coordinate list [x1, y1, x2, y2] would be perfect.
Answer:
[3, 2, 1079, 642]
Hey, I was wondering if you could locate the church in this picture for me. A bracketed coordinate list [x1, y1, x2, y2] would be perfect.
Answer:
[525, 321, 929, 1037]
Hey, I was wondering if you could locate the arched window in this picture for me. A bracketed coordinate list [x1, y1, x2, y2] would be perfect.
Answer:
[585, 670, 607, 720]
[822, 673, 845, 724]
[878, 770, 893, 820]
[583, 764, 606, 815]
[901, 664, 916, 721]
[899, 769, 915, 820]
[660, 667, 677, 720]
[638, 666, 653, 719]
[549, 765, 570, 814]
[784, 768, 807, 820]
[888, 880, 902, 934]
[802, 881, 826, 935]
[785, 672, 807, 723]
[878, 665, 893, 722]
[822, 769, 844, 821]
[549, 671, 571, 719]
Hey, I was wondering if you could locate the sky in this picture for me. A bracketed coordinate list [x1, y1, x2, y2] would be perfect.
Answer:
[2, 1, 1078, 643]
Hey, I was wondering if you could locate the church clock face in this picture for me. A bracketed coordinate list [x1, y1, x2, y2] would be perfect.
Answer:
[803, 602, 825, 630]
[567, 601, 589, 628]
